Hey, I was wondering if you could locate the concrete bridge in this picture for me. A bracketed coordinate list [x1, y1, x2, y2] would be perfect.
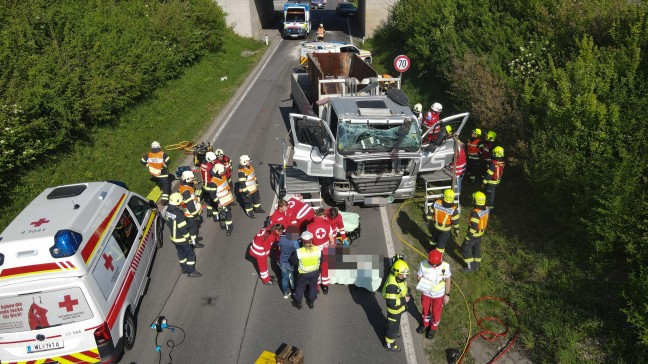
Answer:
[215, 0, 395, 39]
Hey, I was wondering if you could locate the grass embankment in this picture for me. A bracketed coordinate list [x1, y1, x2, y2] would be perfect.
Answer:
[0, 32, 265, 230]
[391, 174, 615, 363]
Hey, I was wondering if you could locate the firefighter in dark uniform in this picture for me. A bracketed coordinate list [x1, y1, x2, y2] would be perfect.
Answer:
[207, 164, 235, 236]
[141, 141, 171, 205]
[479, 131, 496, 178]
[466, 128, 482, 182]
[178, 170, 203, 247]
[382, 256, 410, 352]
[483, 146, 505, 209]
[290, 231, 322, 310]
[165, 193, 202, 277]
[238, 154, 265, 218]
[426, 189, 460, 254]
[461, 191, 490, 272]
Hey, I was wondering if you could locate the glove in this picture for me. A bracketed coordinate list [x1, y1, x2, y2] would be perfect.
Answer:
[342, 238, 350, 246]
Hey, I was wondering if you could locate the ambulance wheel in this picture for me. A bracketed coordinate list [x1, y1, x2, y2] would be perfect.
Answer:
[123, 311, 137, 351]
[156, 217, 164, 248]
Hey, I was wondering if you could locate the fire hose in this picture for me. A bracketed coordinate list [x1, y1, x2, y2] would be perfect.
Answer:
[390, 200, 520, 363]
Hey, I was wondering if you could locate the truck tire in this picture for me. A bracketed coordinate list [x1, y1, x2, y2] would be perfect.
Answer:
[123, 311, 137, 351]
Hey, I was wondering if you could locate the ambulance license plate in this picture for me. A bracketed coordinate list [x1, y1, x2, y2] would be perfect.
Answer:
[27, 340, 64, 353]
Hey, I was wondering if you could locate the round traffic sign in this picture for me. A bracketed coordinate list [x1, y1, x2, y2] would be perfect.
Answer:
[394, 55, 411, 73]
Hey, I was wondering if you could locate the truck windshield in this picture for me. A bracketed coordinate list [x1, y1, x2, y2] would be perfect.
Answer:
[336, 121, 420, 153]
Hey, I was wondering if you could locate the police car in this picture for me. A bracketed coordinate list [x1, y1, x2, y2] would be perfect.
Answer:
[299, 41, 372, 66]
[0, 181, 163, 364]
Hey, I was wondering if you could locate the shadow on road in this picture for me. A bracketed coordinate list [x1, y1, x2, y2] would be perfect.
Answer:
[348, 284, 385, 345]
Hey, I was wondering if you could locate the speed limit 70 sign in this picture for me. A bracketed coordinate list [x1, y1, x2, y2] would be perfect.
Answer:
[394, 55, 411, 73]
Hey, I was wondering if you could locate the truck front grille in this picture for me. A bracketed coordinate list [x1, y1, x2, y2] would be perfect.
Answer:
[351, 176, 402, 194]
[362, 160, 392, 174]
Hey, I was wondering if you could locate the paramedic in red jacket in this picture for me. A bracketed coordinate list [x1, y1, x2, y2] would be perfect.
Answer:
[307, 208, 335, 294]
[287, 194, 315, 231]
[325, 207, 348, 245]
[269, 199, 296, 229]
[249, 224, 284, 285]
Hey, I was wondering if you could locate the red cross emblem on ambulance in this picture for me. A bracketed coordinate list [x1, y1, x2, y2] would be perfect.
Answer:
[58, 295, 79, 312]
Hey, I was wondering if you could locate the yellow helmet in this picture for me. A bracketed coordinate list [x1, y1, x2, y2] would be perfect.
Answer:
[493, 146, 504, 158]
[473, 191, 486, 206]
[445, 125, 452, 134]
[391, 259, 410, 276]
[169, 193, 183, 206]
[443, 189, 455, 203]
[487, 131, 497, 142]
[473, 128, 482, 137]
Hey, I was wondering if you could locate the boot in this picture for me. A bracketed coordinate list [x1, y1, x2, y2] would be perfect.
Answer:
[291, 300, 302, 310]
[461, 262, 476, 273]
[425, 328, 436, 340]
[321, 285, 329, 295]
[226, 225, 233, 236]
[306, 300, 314, 309]
[383, 343, 401, 352]
[245, 210, 256, 219]
[416, 324, 426, 334]
[253, 206, 266, 214]
[213, 214, 219, 223]
[187, 271, 203, 277]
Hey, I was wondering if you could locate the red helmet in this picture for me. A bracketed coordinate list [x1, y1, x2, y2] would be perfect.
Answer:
[428, 250, 442, 266]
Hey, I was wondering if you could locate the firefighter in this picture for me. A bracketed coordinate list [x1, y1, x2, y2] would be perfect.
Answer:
[290, 231, 322, 309]
[249, 224, 284, 285]
[425, 124, 452, 153]
[208, 164, 235, 236]
[307, 208, 335, 294]
[461, 191, 489, 272]
[325, 207, 349, 245]
[426, 189, 460, 254]
[286, 194, 315, 231]
[316, 23, 325, 41]
[200, 151, 217, 218]
[238, 154, 265, 218]
[269, 199, 295, 229]
[165, 193, 202, 277]
[482, 146, 505, 209]
[214, 149, 235, 201]
[415, 250, 451, 340]
[466, 128, 482, 182]
[479, 130, 496, 177]
[382, 256, 410, 352]
[178, 171, 203, 246]
[423, 103, 442, 143]
[141, 141, 171, 206]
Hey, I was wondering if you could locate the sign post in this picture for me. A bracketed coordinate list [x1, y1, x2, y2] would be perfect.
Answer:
[393, 55, 411, 86]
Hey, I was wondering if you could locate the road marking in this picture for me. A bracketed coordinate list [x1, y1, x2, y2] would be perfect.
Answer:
[380, 206, 417, 364]
[210, 38, 282, 144]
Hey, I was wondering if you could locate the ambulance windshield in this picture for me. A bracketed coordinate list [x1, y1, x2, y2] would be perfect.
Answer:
[0, 287, 94, 334]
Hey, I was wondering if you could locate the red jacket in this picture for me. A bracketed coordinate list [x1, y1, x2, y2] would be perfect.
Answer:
[268, 209, 296, 229]
[449, 144, 467, 176]
[215, 155, 232, 180]
[287, 197, 315, 226]
[325, 208, 346, 237]
[249, 227, 280, 258]
[307, 217, 334, 247]
[200, 161, 215, 184]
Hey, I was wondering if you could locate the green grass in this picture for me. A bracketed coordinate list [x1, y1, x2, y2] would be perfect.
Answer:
[389, 174, 617, 363]
[0, 31, 265, 230]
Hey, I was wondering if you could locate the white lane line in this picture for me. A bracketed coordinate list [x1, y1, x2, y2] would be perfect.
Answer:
[210, 39, 282, 143]
[380, 206, 417, 364]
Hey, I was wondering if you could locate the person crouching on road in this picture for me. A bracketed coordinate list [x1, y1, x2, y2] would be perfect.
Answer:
[141, 141, 171, 206]
[165, 193, 202, 277]
[415, 250, 451, 340]
[290, 231, 322, 309]
[382, 256, 411, 352]
[249, 224, 284, 285]
[238, 154, 265, 218]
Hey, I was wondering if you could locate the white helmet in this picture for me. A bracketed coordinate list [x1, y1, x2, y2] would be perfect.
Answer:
[320, 23, 323, 27]
[240, 155, 251, 164]
[181, 170, 195, 182]
[169, 193, 183, 206]
[215, 148, 224, 156]
[413, 103, 422, 113]
[151, 141, 161, 149]
[301, 231, 313, 240]
[212, 164, 226, 175]
[431, 102, 443, 113]
[205, 151, 217, 163]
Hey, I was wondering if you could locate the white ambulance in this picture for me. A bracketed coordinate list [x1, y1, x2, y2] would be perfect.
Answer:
[0, 181, 163, 364]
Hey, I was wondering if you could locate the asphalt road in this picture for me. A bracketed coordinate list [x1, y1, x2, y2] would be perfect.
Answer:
[119, 8, 427, 364]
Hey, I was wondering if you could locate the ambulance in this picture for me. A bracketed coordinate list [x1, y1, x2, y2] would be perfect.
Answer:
[0, 181, 163, 363]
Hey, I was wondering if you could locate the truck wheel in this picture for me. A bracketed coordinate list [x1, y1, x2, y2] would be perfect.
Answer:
[156, 217, 164, 249]
[123, 311, 137, 351]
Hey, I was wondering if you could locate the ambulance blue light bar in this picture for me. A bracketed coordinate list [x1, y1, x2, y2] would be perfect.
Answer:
[50, 230, 83, 258]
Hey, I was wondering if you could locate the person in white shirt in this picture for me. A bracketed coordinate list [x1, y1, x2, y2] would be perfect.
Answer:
[415, 250, 451, 340]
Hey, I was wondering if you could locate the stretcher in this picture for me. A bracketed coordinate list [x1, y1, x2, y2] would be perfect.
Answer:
[339, 211, 361, 242]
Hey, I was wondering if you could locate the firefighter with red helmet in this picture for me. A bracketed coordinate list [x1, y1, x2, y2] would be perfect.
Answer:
[207, 164, 235, 236]
[178, 171, 203, 247]
[306, 208, 335, 294]
[461, 191, 490, 272]
[141, 141, 171, 205]
[426, 189, 460, 254]
[238, 154, 265, 218]
[249, 224, 284, 285]
[415, 250, 451, 340]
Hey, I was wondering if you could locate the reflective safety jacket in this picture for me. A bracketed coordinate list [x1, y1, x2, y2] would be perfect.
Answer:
[467, 137, 481, 159]
[428, 199, 460, 231]
[142, 150, 170, 177]
[382, 274, 408, 315]
[215, 155, 233, 180]
[165, 205, 190, 243]
[249, 227, 280, 258]
[179, 182, 202, 217]
[467, 206, 489, 238]
[296, 246, 321, 273]
[483, 159, 505, 185]
[417, 260, 451, 298]
[208, 174, 234, 207]
[238, 164, 258, 194]
[449, 144, 466, 176]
